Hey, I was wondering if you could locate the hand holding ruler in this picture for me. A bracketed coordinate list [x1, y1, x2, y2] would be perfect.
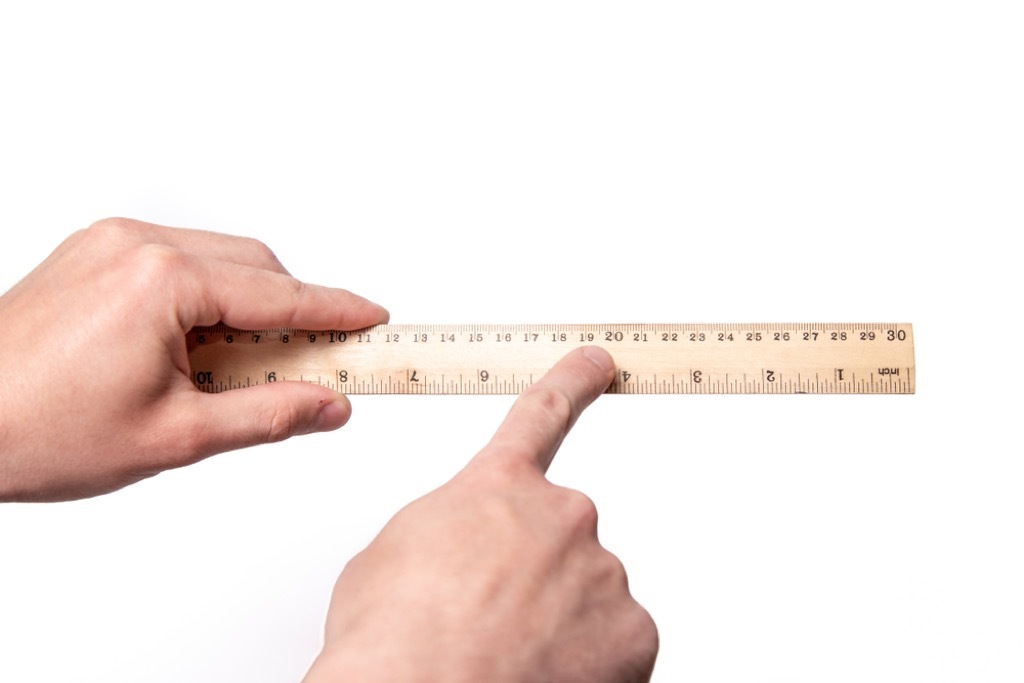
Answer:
[187, 323, 915, 395]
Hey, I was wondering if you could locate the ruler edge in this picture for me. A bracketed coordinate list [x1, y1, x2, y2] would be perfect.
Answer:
[189, 321, 914, 332]
[186, 322, 915, 396]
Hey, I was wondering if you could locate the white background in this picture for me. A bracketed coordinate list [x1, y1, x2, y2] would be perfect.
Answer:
[1, 2, 1021, 681]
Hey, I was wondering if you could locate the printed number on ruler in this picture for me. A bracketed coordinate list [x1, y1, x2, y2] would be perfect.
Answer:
[186, 323, 915, 395]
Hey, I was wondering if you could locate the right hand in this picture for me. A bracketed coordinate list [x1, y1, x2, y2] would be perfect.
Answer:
[304, 346, 658, 683]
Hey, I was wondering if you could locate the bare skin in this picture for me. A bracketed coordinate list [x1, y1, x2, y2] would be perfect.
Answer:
[1, 220, 658, 680]
[0, 217, 389, 500]
[303, 347, 659, 683]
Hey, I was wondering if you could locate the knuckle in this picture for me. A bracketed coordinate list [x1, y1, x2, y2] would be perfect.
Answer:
[238, 235, 282, 267]
[591, 552, 659, 665]
[556, 485, 600, 532]
[522, 383, 575, 429]
[84, 216, 143, 243]
[126, 426, 203, 479]
[127, 243, 189, 288]
[285, 274, 307, 299]
[86, 215, 132, 233]
[626, 602, 660, 669]
[596, 546, 629, 586]
[146, 408, 211, 467]
[274, 276, 308, 326]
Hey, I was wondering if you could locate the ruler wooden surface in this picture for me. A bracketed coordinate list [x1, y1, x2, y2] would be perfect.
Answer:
[186, 323, 915, 395]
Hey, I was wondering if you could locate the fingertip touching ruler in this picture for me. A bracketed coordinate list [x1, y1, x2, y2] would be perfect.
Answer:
[186, 323, 915, 395]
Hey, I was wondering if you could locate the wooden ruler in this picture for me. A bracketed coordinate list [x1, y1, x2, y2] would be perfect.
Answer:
[186, 323, 915, 395]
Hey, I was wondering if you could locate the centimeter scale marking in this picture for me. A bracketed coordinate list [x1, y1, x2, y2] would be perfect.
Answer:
[186, 323, 915, 395]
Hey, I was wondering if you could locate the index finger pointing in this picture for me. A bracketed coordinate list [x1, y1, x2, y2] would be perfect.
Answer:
[478, 346, 615, 474]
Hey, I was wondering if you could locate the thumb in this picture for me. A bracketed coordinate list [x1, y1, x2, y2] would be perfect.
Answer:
[175, 382, 352, 461]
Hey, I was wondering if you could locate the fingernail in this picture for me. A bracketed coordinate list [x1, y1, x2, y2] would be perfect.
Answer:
[582, 345, 615, 375]
[313, 398, 351, 432]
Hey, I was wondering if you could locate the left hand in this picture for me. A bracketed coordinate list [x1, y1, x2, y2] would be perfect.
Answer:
[0, 217, 389, 501]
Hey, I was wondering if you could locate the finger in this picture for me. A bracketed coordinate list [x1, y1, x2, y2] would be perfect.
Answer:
[175, 255, 389, 331]
[477, 346, 615, 474]
[85, 217, 294, 274]
[168, 381, 354, 462]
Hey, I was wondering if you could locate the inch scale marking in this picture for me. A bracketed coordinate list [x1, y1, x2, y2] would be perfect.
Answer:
[186, 323, 915, 395]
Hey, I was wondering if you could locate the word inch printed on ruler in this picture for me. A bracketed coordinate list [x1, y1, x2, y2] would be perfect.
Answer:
[186, 323, 915, 395]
